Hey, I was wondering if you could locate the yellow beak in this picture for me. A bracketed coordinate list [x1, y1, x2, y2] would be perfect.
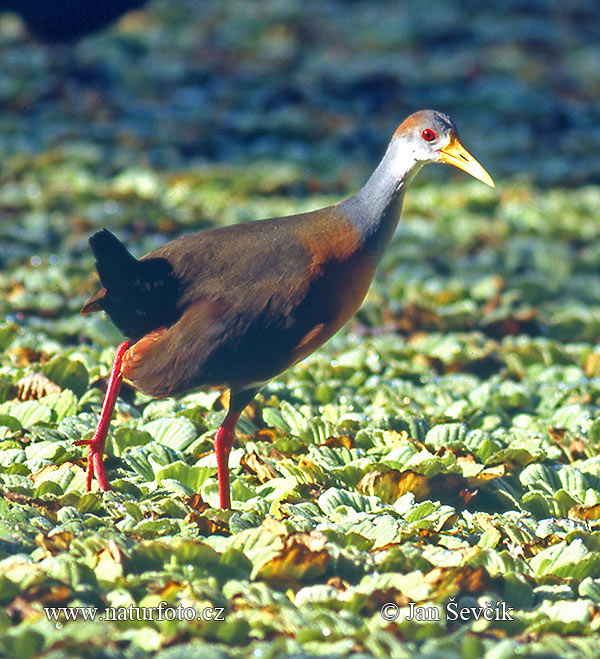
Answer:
[440, 137, 494, 188]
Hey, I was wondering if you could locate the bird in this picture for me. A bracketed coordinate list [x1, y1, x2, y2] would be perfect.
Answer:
[0, 0, 148, 43]
[78, 110, 494, 509]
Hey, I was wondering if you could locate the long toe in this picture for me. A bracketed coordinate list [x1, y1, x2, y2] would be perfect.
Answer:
[86, 445, 111, 492]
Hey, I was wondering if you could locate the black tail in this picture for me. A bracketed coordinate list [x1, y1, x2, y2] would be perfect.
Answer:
[89, 229, 140, 296]
[88, 229, 181, 340]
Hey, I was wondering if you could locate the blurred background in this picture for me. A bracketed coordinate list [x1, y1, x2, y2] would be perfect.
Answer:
[1, 0, 599, 185]
[0, 0, 599, 341]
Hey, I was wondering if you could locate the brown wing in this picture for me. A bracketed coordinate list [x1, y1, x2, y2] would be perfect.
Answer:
[86, 207, 375, 397]
[120, 298, 230, 397]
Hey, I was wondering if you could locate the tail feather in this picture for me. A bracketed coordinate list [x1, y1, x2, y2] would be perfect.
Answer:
[89, 229, 140, 295]
[80, 290, 104, 315]
[83, 229, 182, 340]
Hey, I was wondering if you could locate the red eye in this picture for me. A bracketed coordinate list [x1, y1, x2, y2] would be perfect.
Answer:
[421, 128, 437, 142]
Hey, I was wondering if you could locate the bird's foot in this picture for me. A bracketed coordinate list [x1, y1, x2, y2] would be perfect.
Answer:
[75, 341, 130, 492]
[74, 435, 112, 492]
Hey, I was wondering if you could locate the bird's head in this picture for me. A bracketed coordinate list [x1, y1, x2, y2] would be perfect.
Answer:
[392, 110, 494, 187]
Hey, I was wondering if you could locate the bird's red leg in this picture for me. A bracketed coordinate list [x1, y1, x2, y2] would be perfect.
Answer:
[75, 341, 130, 491]
[214, 410, 241, 509]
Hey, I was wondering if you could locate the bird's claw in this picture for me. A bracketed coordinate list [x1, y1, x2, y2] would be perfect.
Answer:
[73, 341, 130, 493]
[74, 436, 111, 492]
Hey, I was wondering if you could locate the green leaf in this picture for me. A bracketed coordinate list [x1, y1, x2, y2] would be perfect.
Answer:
[317, 487, 384, 515]
[425, 422, 467, 449]
[143, 417, 198, 451]
[0, 630, 44, 659]
[579, 577, 600, 603]
[0, 400, 52, 427]
[530, 539, 600, 579]
[49, 390, 78, 421]
[0, 415, 22, 436]
[0, 323, 18, 351]
[109, 427, 152, 457]
[155, 461, 216, 490]
[43, 356, 89, 398]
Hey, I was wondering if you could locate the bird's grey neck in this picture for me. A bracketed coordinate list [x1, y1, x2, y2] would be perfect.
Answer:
[341, 143, 422, 258]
